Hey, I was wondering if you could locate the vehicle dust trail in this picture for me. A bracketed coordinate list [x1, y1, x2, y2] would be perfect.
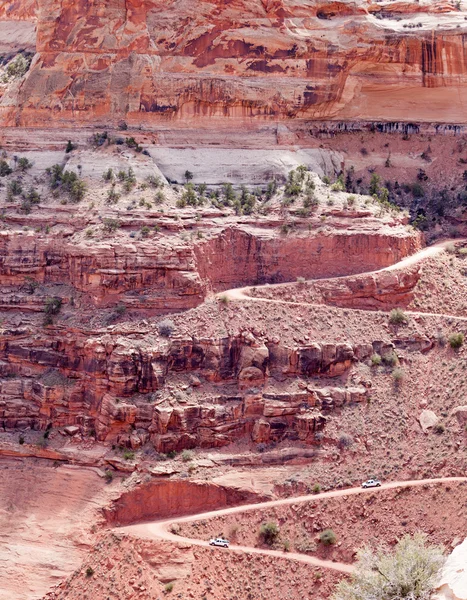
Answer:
[122, 477, 467, 575]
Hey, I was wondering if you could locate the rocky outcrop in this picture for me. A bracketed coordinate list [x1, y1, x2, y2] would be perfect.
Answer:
[103, 479, 268, 525]
[0, 225, 421, 311]
[435, 537, 467, 600]
[2, 0, 467, 127]
[0, 0, 37, 20]
[194, 226, 421, 291]
[248, 264, 422, 310]
[0, 316, 376, 450]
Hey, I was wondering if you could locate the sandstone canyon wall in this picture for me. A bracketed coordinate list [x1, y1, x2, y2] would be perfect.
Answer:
[2, 0, 467, 127]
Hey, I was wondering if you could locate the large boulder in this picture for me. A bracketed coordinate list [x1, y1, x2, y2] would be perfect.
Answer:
[434, 537, 467, 600]
[418, 410, 439, 433]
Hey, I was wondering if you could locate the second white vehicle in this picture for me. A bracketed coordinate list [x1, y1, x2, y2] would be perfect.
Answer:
[209, 537, 230, 548]
[361, 479, 382, 489]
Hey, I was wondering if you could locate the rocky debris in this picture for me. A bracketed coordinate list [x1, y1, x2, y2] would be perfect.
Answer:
[418, 409, 440, 433]
[451, 406, 467, 425]
[63, 425, 80, 436]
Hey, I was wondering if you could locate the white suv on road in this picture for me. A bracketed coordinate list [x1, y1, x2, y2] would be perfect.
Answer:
[209, 537, 230, 548]
[361, 479, 382, 489]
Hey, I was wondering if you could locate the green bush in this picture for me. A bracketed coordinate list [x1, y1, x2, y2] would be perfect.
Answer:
[0, 159, 12, 176]
[17, 157, 32, 171]
[370, 353, 382, 366]
[389, 308, 408, 325]
[312, 483, 321, 494]
[319, 529, 337, 545]
[157, 319, 175, 337]
[103, 218, 121, 233]
[43, 297, 62, 325]
[259, 522, 279, 546]
[332, 533, 444, 600]
[123, 449, 135, 461]
[382, 351, 398, 367]
[449, 333, 464, 349]
[85, 566, 94, 578]
[165, 582, 174, 593]
[181, 450, 193, 462]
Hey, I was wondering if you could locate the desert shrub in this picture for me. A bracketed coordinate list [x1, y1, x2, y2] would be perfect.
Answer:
[43, 297, 62, 325]
[85, 566, 94, 578]
[17, 157, 32, 171]
[103, 168, 114, 182]
[7, 179, 22, 197]
[180, 183, 198, 207]
[449, 333, 464, 349]
[389, 308, 408, 325]
[165, 582, 174, 593]
[330, 175, 345, 192]
[26, 187, 40, 204]
[184, 170, 193, 182]
[181, 450, 193, 462]
[392, 367, 405, 382]
[123, 449, 135, 460]
[5, 53, 32, 80]
[332, 533, 444, 600]
[0, 159, 12, 176]
[65, 140, 75, 153]
[19, 435, 25, 445]
[411, 182, 424, 198]
[140, 225, 150, 237]
[369, 173, 381, 196]
[103, 218, 121, 233]
[371, 353, 382, 366]
[116, 304, 126, 315]
[106, 185, 120, 204]
[338, 434, 353, 449]
[260, 522, 279, 545]
[104, 469, 113, 483]
[154, 191, 165, 204]
[319, 529, 337, 545]
[434, 423, 446, 434]
[296, 276, 305, 284]
[259, 180, 275, 202]
[312, 483, 321, 494]
[436, 331, 447, 347]
[46, 164, 86, 202]
[158, 319, 175, 337]
[382, 351, 398, 367]
[303, 193, 318, 210]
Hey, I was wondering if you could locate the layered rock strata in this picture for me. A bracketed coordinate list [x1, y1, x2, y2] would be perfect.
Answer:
[2, 1, 467, 126]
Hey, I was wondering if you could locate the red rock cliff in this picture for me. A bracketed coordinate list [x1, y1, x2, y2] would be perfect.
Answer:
[2, 0, 467, 127]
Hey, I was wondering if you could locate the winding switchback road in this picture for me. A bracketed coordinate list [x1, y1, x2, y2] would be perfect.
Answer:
[122, 477, 467, 574]
[121, 241, 467, 574]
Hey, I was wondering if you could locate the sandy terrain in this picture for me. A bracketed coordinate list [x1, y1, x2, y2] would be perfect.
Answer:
[0, 460, 113, 600]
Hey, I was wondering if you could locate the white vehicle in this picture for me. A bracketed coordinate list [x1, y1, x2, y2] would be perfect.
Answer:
[209, 537, 230, 548]
[361, 479, 382, 489]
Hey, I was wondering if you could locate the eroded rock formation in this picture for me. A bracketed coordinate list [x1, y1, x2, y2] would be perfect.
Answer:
[2, 0, 467, 127]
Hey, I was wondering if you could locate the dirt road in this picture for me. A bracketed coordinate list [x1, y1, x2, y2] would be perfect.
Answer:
[122, 477, 467, 574]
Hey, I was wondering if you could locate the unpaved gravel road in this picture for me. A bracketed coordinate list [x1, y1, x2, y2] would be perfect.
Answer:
[122, 477, 467, 574]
